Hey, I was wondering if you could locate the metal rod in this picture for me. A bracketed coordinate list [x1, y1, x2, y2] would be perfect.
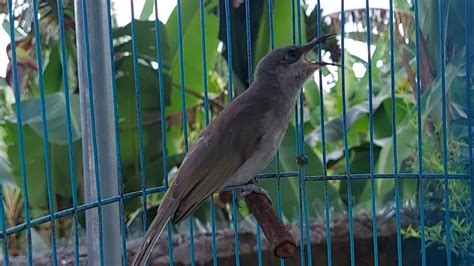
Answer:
[437, 0, 452, 264]
[339, 1, 356, 264]
[364, 0, 379, 264]
[105, 0, 128, 263]
[465, 2, 474, 265]
[74, 0, 121, 264]
[56, 0, 81, 263]
[316, 1, 333, 265]
[388, 0, 402, 264]
[6, 0, 33, 263]
[413, 0, 427, 264]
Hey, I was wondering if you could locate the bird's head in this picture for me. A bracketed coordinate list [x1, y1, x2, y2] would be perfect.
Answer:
[254, 34, 339, 92]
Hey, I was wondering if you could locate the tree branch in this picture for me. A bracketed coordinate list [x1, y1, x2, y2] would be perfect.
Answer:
[418, 30, 435, 92]
[172, 82, 226, 111]
[395, 30, 418, 99]
[219, 179, 297, 258]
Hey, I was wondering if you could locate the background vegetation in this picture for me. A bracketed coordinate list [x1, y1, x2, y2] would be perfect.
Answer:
[0, 0, 472, 264]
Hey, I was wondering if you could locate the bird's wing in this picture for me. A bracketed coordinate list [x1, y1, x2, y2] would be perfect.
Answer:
[170, 95, 271, 223]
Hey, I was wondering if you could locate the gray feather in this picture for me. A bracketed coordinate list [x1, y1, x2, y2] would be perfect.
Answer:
[131, 191, 177, 266]
[172, 91, 271, 222]
[132, 90, 271, 265]
[131, 34, 333, 264]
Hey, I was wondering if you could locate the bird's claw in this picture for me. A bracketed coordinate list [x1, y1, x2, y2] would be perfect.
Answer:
[239, 184, 272, 205]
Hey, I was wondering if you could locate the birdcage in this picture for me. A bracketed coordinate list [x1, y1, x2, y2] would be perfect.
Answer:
[0, 0, 472, 265]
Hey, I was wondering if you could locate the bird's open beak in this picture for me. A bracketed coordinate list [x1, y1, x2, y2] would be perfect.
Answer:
[300, 34, 341, 67]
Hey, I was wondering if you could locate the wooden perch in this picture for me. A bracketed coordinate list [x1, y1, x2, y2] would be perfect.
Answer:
[219, 180, 297, 258]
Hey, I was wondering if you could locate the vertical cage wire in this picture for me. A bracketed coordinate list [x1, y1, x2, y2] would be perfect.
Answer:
[388, 0, 403, 264]
[129, 0, 149, 235]
[316, 1, 333, 265]
[222, 0, 242, 264]
[105, 0, 128, 263]
[243, 0, 264, 264]
[231, 190, 241, 265]
[0, 186, 7, 266]
[56, 0, 81, 263]
[151, 1, 176, 264]
[266, 1, 287, 266]
[466, 1, 474, 266]
[339, 1, 356, 265]
[413, 0, 427, 264]
[364, 0, 379, 264]
[31, 0, 58, 264]
[289, 1, 306, 264]
[198, 0, 219, 264]
[292, 1, 302, 265]
[224, 0, 235, 102]
[175, 0, 197, 264]
[296, 0, 313, 264]
[6, 0, 33, 264]
[437, 0, 452, 264]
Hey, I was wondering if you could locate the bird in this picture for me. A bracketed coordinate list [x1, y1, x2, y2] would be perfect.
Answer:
[132, 34, 338, 265]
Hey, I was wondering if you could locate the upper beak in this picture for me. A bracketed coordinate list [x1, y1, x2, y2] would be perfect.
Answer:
[301, 34, 336, 53]
[300, 34, 341, 67]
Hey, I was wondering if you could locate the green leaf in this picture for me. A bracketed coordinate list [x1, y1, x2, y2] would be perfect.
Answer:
[113, 20, 170, 64]
[375, 122, 418, 173]
[2, 20, 25, 38]
[115, 55, 171, 189]
[166, 126, 183, 157]
[0, 151, 13, 185]
[303, 79, 322, 128]
[254, 0, 307, 65]
[50, 140, 82, 200]
[4, 121, 82, 216]
[140, 0, 154, 20]
[331, 143, 380, 208]
[274, 0, 307, 46]
[306, 95, 390, 144]
[395, 0, 414, 13]
[165, 0, 220, 114]
[303, 78, 320, 110]
[13, 92, 81, 145]
[216, 0, 265, 92]
[253, 2, 270, 66]
[421, 49, 466, 122]
[42, 44, 63, 94]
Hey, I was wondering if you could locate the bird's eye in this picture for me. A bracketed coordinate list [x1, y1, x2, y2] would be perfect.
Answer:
[285, 49, 298, 61]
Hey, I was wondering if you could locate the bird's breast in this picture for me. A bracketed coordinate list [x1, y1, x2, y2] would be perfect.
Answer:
[221, 114, 290, 189]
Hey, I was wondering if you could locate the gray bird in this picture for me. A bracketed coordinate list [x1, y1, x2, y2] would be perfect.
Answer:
[132, 34, 337, 265]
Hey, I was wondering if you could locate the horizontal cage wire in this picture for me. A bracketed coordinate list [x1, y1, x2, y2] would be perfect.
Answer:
[0, 0, 473, 265]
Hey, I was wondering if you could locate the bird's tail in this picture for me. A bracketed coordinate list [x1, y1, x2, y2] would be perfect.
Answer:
[131, 194, 175, 266]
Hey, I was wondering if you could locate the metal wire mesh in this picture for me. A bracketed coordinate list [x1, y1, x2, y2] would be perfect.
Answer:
[0, 0, 473, 265]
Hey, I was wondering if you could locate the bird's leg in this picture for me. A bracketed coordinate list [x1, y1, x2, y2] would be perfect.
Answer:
[239, 183, 272, 206]
[220, 180, 273, 205]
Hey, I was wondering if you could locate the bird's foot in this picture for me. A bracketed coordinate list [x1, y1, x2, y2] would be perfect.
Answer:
[239, 184, 272, 206]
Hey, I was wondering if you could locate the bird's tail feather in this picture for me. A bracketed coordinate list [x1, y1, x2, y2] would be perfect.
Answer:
[131, 197, 175, 266]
